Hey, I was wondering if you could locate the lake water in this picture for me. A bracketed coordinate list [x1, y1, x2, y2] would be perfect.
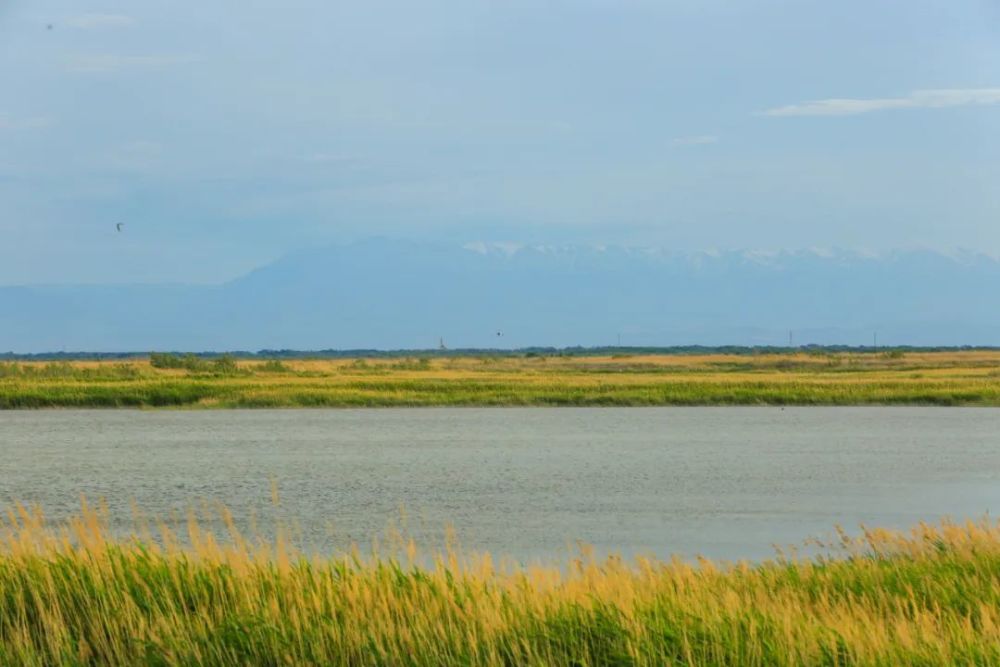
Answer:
[1, 408, 998, 562]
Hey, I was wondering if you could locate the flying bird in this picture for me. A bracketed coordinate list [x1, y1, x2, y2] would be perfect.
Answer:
[116, 223, 124, 232]
[496, 330, 503, 337]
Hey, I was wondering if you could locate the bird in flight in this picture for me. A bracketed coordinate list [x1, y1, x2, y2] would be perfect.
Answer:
[46, 24, 53, 30]
[496, 330, 503, 337]
[116, 223, 124, 232]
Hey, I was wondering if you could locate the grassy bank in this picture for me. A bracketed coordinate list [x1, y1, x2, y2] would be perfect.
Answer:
[0, 504, 997, 665]
[1, 351, 999, 408]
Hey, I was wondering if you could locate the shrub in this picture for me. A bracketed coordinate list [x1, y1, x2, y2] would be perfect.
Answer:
[150, 353, 214, 372]
[151, 353, 190, 369]
[212, 354, 239, 374]
[258, 359, 290, 373]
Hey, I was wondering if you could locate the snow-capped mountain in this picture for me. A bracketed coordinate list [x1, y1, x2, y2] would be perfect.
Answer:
[2, 240, 998, 352]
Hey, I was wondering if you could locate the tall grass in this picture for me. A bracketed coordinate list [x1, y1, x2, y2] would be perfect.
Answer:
[0, 502, 998, 665]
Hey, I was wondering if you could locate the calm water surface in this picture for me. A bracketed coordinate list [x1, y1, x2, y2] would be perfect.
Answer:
[1, 408, 998, 562]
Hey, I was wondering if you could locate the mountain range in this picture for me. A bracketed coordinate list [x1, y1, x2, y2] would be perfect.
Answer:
[2, 239, 998, 352]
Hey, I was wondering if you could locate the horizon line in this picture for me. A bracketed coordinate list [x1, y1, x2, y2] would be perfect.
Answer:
[2, 344, 997, 360]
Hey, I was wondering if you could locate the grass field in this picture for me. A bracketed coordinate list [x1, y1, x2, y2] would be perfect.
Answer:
[0, 503, 997, 665]
[1, 350, 999, 408]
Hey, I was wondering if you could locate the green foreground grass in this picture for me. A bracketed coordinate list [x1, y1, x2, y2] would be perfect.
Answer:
[1, 351, 999, 408]
[1, 504, 998, 665]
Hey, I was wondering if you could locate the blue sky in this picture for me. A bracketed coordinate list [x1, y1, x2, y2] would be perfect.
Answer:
[2, 0, 999, 284]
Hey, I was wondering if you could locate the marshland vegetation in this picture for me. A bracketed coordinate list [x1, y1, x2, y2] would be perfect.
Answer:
[0, 502, 998, 665]
[1, 350, 999, 408]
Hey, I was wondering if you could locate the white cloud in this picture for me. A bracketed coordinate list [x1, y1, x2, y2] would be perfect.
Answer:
[66, 14, 135, 30]
[763, 88, 1000, 117]
[672, 135, 719, 146]
[0, 115, 53, 130]
[66, 54, 197, 73]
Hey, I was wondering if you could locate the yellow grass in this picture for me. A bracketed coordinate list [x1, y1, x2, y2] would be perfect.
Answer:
[2, 350, 1000, 407]
[0, 500, 998, 664]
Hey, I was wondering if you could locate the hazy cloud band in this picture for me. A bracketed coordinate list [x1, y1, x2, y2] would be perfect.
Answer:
[763, 88, 1000, 117]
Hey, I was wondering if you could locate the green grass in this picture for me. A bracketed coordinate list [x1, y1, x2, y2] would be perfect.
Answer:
[1, 504, 998, 665]
[1, 352, 999, 408]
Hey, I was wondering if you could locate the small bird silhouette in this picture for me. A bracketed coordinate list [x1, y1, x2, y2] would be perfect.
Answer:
[116, 223, 124, 232]
[47, 24, 53, 30]
[496, 330, 503, 337]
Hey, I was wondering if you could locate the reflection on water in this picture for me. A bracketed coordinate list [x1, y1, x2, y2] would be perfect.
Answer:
[1, 407, 998, 562]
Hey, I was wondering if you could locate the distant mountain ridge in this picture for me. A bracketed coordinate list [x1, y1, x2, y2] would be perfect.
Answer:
[459, 242, 997, 267]
[2, 240, 998, 352]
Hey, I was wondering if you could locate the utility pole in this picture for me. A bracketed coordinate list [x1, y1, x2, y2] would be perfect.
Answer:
[873, 331, 878, 353]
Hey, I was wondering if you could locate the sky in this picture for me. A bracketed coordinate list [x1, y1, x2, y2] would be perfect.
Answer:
[2, 0, 999, 285]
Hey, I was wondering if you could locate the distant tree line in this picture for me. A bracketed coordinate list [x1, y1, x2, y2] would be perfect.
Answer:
[0, 344, 996, 362]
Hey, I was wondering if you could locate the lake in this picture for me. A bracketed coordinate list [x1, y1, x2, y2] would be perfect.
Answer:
[1, 407, 998, 562]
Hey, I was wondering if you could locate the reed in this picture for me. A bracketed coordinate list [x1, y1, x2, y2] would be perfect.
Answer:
[2, 351, 1000, 408]
[0, 502, 998, 665]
